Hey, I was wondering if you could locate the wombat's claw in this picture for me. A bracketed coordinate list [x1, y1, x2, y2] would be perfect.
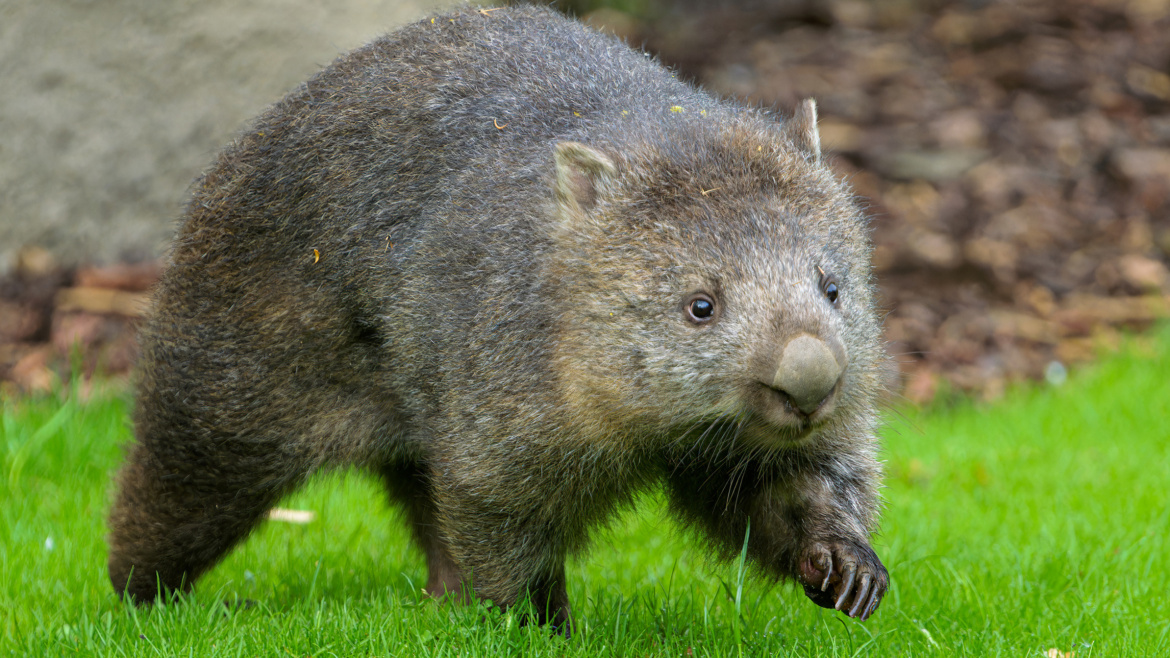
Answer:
[834, 560, 858, 610]
[798, 541, 887, 622]
[799, 548, 837, 608]
[801, 544, 834, 591]
[846, 572, 871, 616]
[861, 586, 884, 622]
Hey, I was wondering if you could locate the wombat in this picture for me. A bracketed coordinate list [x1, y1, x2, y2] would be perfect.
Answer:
[107, 5, 889, 630]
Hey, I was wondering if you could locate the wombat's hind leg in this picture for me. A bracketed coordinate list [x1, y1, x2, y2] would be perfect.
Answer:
[379, 462, 466, 599]
[523, 564, 572, 635]
[108, 441, 302, 604]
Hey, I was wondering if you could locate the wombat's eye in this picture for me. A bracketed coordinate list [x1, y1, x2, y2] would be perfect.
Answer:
[823, 280, 839, 304]
[684, 293, 718, 324]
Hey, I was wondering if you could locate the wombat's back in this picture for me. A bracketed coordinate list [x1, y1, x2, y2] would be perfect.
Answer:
[140, 6, 760, 461]
[172, 6, 718, 264]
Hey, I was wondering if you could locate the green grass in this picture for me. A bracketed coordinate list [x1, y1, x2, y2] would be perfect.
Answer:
[3, 325, 1170, 656]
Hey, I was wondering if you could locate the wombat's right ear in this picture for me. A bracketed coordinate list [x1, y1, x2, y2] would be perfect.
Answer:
[554, 141, 617, 212]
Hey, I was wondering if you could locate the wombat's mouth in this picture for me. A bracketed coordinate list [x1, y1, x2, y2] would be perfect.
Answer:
[737, 411, 817, 448]
[753, 380, 840, 432]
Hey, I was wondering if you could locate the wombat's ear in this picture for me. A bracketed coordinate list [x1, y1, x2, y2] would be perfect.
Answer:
[787, 98, 822, 164]
[554, 141, 617, 212]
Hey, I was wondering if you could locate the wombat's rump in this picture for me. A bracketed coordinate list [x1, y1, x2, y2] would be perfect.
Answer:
[107, 5, 889, 630]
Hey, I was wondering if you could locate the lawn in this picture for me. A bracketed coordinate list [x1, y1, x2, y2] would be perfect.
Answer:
[3, 325, 1169, 656]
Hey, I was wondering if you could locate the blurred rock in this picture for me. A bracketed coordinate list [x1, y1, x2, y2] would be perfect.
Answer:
[902, 367, 939, 406]
[874, 148, 990, 182]
[52, 312, 109, 354]
[1111, 148, 1170, 186]
[1054, 294, 1169, 335]
[1127, 65, 1170, 102]
[11, 347, 54, 393]
[74, 262, 161, 292]
[1117, 254, 1170, 292]
[818, 119, 863, 152]
[828, 0, 874, 29]
[907, 229, 961, 269]
[989, 309, 1059, 345]
[15, 246, 57, 278]
[932, 110, 987, 149]
[0, 302, 42, 342]
[55, 287, 151, 317]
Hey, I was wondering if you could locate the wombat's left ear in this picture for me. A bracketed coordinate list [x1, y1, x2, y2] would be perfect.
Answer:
[786, 98, 822, 164]
[554, 141, 616, 212]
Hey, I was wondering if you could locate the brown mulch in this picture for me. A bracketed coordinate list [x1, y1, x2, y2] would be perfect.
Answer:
[3, 0, 1169, 403]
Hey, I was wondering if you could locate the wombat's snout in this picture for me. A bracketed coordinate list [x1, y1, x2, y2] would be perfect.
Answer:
[770, 333, 845, 416]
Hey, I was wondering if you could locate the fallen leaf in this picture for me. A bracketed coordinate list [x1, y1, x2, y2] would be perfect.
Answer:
[267, 508, 316, 524]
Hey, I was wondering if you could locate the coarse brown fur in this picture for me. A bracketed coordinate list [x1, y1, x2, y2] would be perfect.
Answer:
[107, 5, 890, 631]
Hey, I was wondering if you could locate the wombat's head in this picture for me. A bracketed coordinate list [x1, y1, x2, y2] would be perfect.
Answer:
[546, 101, 886, 450]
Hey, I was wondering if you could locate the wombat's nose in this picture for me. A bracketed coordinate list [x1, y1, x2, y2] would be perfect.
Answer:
[772, 334, 844, 415]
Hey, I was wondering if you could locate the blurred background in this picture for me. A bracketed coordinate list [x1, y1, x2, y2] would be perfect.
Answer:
[1, 0, 1168, 402]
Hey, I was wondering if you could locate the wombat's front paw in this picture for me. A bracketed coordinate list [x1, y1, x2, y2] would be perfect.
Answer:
[797, 541, 887, 621]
